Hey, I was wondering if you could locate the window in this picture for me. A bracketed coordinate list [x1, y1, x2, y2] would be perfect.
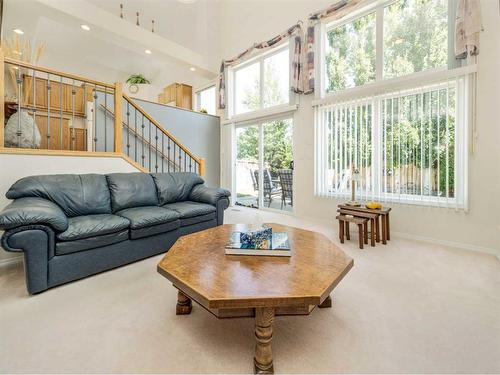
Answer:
[232, 44, 290, 116]
[325, 12, 376, 92]
[315, 76, 469, 208]
[316, 0, 469, 208]
[195, 85, 216, 115]
[324, 0, 449, 93]
[384, 0, 448, 78]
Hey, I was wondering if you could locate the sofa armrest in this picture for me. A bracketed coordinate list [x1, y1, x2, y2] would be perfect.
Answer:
[0, 197, 69, 232]
[188, 185, 231, 206]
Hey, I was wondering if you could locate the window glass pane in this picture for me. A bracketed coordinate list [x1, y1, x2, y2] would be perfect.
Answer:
[197, 86, 216, 115]
[234, 62, 260, 115]
[235, 125, 259, 208]
[325, 12, 376, 92]
[384, 0, 448, 78]
[263, 119, 293, 211]
[263, 49, 289, 108]
[381, 85, 455, 198]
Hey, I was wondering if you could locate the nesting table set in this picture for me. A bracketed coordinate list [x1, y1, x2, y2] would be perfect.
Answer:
[336, 204, 391, 249]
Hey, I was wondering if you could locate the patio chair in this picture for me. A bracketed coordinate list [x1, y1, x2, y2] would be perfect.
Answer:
[278, 169, 293, 209]
[253, 169, 281, 207]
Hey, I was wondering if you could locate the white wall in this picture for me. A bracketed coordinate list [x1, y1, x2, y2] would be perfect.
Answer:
[218, 0, 500, 256]
[0, 154, 140, 263]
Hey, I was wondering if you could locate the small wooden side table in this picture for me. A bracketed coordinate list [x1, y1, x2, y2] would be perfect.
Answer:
[338, 205, 392, 244]
[336, 214, 368, 249]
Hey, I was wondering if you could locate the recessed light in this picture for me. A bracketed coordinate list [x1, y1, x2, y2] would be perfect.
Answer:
[189, 67, 196, 72]
[13, 28, 24, 35]
[81, 24, 90, 31]
[145, 49, 152, 55]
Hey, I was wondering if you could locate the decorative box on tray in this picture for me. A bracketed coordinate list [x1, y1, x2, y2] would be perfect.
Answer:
[225, 225, 291, 257]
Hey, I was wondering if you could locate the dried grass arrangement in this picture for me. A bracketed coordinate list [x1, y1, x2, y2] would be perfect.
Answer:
[1, 35, 45, 101]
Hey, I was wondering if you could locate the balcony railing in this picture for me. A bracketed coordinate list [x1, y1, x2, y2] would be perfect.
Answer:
[0, 50, 205, 176]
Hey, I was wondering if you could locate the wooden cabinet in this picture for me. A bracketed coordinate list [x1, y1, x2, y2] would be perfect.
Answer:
[23, 76, 87, 117]
[158, 83, 192, 110]
[28, 113, 87, 151]
[71, 128, 87, 151]
[35, 115, 71, 150]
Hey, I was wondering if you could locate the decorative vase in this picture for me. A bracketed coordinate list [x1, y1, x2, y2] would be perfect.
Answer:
[4, 110, 41, 148]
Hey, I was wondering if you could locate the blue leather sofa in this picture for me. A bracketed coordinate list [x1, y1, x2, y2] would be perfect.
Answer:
[0, 172, 230, 294]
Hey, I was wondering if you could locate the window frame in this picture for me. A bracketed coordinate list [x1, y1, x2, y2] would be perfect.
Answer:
[319, 0, 452, 99]
[226, 42, 296, 121]
[194, 83, 217, 115]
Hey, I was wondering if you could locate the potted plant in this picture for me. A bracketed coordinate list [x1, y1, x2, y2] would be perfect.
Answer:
[124, 74, 156, 101]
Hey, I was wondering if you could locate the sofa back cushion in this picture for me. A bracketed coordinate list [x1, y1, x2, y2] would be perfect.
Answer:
[152, 172, 204, 205]
[6, 174, 111, 217]
[106, 173, 158, 212]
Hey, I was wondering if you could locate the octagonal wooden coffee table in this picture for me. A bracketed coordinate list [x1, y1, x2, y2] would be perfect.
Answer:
[157, 223, 353, 374]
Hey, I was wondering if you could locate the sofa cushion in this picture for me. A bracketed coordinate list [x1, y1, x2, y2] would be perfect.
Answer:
[181, 212, 216, 227]
[56, 230, 129, 255]
[152, 173, 204, 205]
[6, 174, 111, 217]
[57, 214, 130, 241]
[163, 201, 216, 219]
[116, 206, 179, 229]
[130, 220, 180, 240]
[106, 173, 158, 212]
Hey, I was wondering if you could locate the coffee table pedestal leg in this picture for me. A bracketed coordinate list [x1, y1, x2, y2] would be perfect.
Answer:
[176, 290, 192, 315]
[318, 295, 332, 308]
[254, 307, 275, 374]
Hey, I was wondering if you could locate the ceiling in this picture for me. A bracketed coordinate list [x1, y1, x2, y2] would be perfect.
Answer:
[2, 0, 220, 87]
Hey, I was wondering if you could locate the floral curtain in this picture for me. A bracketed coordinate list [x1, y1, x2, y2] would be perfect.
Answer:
[218, 23, 302, 109]
[455, 0, 482, 59]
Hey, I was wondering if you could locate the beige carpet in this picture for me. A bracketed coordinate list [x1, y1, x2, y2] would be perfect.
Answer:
[0, 207, 499, 374]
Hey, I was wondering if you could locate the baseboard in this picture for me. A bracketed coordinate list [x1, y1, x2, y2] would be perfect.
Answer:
[392, 231, 500, 261]
[0, 255, 23, 268]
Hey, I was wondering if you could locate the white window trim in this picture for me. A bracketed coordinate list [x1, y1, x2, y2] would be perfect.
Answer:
[225, 42, 297, 121]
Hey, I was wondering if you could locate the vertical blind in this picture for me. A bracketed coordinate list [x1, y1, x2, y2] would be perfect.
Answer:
[315, 76, 469, 209]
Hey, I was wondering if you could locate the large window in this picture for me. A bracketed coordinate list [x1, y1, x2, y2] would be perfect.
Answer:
[195, 85, 216, 115]
[315, 76, 469, 208]
[325, 0, 449, 93]
[316, 0, 469, 208]
[232, 45, 290, 116]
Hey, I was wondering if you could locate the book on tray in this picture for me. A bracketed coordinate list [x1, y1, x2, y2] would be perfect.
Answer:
[225, 226, 291, 257]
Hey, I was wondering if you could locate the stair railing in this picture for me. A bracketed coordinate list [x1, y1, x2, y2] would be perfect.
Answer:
[0, 51, 205, 176]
